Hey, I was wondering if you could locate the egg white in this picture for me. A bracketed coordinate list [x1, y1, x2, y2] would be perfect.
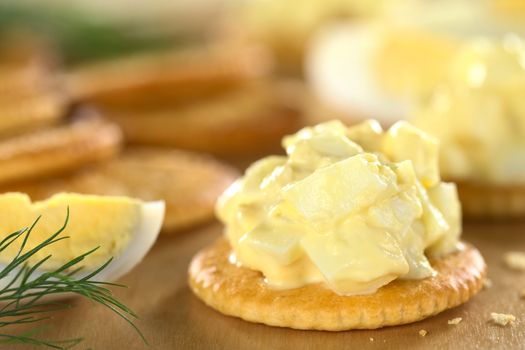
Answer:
[96, 200, 165, 281]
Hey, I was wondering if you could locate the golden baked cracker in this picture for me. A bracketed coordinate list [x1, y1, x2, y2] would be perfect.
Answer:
[0, 30, 56, 66]
[0, 116, 122, 185]
[0, 35, 67, 137]
[0, 64, 54, 98]
[0, 31, 57, 97]
[457, 182, 525, 219]
[6, 148, 239, 233]
[66, 45, 272, 107]
[0, 91, 68, 138]
[189, 238, 486, 330]
[104, 80, 305, 155]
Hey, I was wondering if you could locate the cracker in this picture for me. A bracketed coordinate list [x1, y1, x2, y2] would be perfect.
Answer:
[0, 116, 121, 185]
[456, 182, 525, 219]
[0, 91, 67, 138]
[5, 148, 238, 233]
[104, 80, 304, 155]
[0, 32, 57, 98]
[66, 45, 272, 107]
[189, 238, 486, 330]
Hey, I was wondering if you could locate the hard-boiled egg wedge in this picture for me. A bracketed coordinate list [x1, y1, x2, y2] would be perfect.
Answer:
[306, 21, 460, 124]
[0, 192, 164, 287]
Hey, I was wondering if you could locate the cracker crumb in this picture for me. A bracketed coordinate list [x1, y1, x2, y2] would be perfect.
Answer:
[483, 278, 493, 289]
[369, 337, 374, 342]
[419, 329, 427, 337]
[448, 317, 462, 325]
[503, 251, 525, 271]
[490, 313, 516, 326]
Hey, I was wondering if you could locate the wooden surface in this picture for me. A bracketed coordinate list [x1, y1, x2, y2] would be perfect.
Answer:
[13, 220, 525, 349]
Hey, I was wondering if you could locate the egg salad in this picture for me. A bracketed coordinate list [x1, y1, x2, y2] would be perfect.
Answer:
[217, 120, 461, 296]
[413, 34, 525, 184]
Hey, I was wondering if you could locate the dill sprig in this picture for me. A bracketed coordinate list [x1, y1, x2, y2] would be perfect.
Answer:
[0, 208, 145, 349]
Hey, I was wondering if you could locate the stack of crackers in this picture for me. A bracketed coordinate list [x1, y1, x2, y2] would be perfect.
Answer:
[66, 45, 306, 156]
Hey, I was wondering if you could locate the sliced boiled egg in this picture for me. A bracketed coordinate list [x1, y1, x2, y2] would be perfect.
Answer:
[0, 192, 164, 288]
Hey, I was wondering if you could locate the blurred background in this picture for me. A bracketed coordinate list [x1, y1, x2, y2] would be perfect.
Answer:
[1, 0, 525, 230]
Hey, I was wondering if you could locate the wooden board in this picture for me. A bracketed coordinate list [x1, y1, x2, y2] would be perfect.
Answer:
[12, 220, 525, 349]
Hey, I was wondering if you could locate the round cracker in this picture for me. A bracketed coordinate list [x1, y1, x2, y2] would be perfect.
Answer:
[5, 148, 238, 233]
[457, 182, 525, 219]
[0, 31, 58, 98]
[104, 80, 305, 155]
[0, 91, 68, 138]
[66, 45, 272, 107]
[189, 238, 486, 330]
[0, 51, 67, 137]
[0, 116, 121, 185]
[0, 64, 56, 99]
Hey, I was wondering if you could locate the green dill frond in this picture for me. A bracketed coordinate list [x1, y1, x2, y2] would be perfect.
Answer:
[0, 208, 145, 349]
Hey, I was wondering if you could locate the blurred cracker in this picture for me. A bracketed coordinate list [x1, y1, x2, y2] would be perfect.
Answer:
[457, 182, 525, 219]
[0, 115, 122, 185]
[6, 148, 238, 233]
[66, 45, 272, 107]
[0, 91, 68, 138]
[189, 238, 486, 330]
[0, 30, 59, 98]
[0, 64, 56, 98]
[0, 31, 67, 136]
[105, 80, 305, 156]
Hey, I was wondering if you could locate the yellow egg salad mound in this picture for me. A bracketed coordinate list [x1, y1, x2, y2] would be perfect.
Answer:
[413, 34, 525, 184]
[0, 193, 164, 273]
[217, 120, 461, 296]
